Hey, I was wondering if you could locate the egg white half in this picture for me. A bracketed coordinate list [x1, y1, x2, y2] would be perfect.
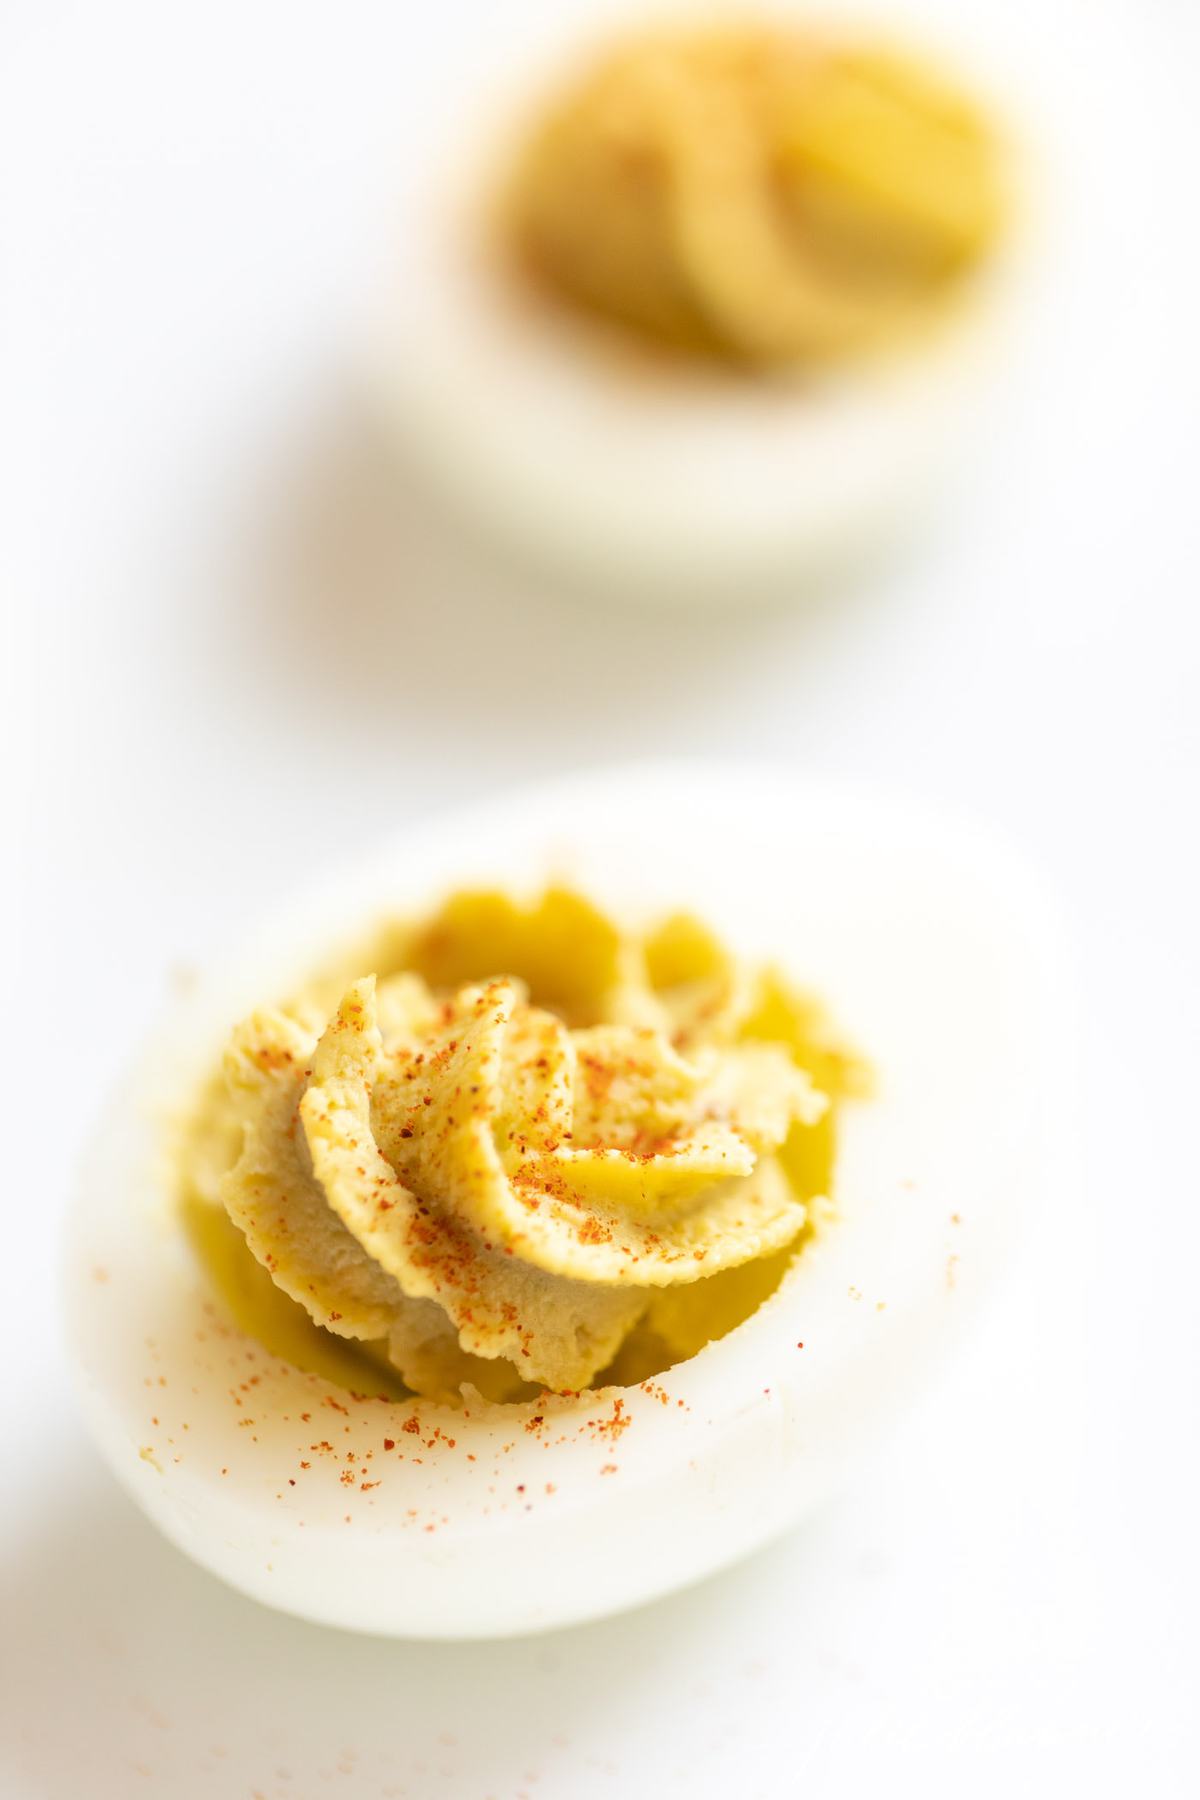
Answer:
[358, 1, 1032, 601]
[65, 764, 1070, 1637]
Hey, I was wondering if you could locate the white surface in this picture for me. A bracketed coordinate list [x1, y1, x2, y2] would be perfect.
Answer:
[67, 769, 1069, 1638]
[2, 0, 1197, 1793]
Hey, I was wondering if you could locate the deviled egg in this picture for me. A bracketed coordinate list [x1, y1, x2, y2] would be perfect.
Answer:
[66, 765, 1067, 1637]
[363, 7, 1022, 598]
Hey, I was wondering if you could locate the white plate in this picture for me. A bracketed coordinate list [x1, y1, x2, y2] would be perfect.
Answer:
[65, 763, 1070, 1637]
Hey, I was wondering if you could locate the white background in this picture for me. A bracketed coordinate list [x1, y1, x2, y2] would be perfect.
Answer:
[3, 1, 1197, 1795]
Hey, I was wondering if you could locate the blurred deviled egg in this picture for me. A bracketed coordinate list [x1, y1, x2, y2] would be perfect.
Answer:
[66, 767, 1068, 1638]
[363, 9, 1018, 598]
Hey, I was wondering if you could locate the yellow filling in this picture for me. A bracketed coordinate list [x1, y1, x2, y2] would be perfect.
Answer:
[179, 888, 867, 1402]
[504, 23, 1003, 366]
